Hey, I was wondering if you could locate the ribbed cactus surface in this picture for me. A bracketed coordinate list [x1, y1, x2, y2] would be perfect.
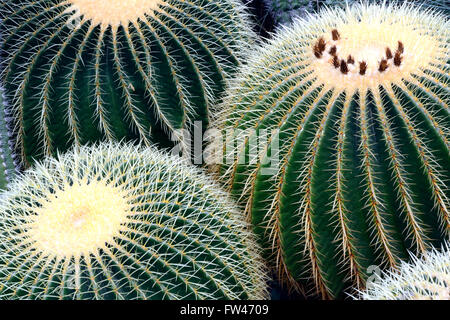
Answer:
[360, 242, 450, 300]
[0, 86, 17, 191]
[0, 143, 268, 300]
[216, 3, 449, 299]
[0, 0, 255, 167]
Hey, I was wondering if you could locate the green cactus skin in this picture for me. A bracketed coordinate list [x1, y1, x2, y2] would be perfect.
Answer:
[0, 142, 269, 300]
[263, 1, 449, 26]
[0, 0, 255, 167]
[359, 242, 450, 300]
[0, 85, 18, 191]
[215, 3, 449, 299]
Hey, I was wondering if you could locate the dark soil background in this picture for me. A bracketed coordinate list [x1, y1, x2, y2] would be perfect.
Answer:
[244, 0, 275, 38]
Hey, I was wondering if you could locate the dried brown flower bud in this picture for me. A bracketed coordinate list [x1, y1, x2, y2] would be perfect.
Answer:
[313, 43, 322, 58]
[359, 61, 367, 75]
[386, 47, 393, 59]
[333, 55, 340, 68]
[329, 45, 337, 56]
[347, 55, 355, 64]
[318, 37, 326, 52]
[379, 59, 389, 72]
[394, 51, 402, 66]
[397, 41, 404, 54]
[332, 29, 340, 41]
[340, 60, 349, 74]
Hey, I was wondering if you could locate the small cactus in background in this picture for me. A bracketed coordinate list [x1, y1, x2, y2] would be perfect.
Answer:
[262, 1, 449, 27]
[215, 3, 449, 299]
[0, 142, 268, 300]
[359, 242, 450, 300]
[0, 0, 255, 167]
[0, 85, 18, 191]
[262, 0, 314, 26]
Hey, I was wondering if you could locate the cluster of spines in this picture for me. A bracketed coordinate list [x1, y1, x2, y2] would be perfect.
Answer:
[359, 242, 450, 300]
[0, 142, 269, 300]
[214, 3, 449, 298]
[0, 0, 256, 166]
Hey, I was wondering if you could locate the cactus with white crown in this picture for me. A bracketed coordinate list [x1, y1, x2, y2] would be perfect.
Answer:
[214, 3, 449, 299]
[0, 142, 268, 300]
[359, 242, 450, 300]
[0, 0, 255, 167]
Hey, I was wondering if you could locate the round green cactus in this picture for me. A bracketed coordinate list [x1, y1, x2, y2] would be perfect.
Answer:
[215, 3, 449, 299]
[359, 242, 450, 300]
[0, 142, 268, 300]
[0, 0, 255, 167]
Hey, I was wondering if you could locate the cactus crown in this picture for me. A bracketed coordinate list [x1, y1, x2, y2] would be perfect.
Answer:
[0, 143, 268, 300]
[65, 0, 162, 29]
[304, 3, 444, 92]
[29, 179, 129, 258]
[311, 16, 437, 91]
